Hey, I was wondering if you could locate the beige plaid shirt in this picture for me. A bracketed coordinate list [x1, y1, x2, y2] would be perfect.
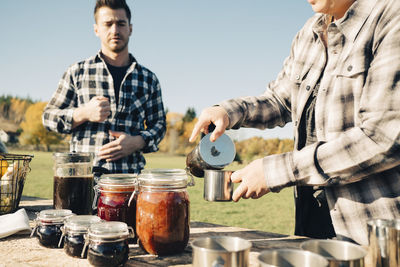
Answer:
[220, 0, 400, 245]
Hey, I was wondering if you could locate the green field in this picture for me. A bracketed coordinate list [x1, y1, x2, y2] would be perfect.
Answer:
[11, 149, 295, 235]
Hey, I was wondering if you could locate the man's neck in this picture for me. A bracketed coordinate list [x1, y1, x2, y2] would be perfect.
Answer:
[101, 49, 130, 67]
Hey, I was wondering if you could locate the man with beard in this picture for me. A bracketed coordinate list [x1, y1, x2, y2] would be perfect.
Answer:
[43, 0, 166, 175]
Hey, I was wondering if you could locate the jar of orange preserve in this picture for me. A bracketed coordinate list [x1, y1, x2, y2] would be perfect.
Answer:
[136, 169, 194, 255]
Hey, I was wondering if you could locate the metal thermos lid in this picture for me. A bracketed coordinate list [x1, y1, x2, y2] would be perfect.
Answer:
[199, 133, 235, 168]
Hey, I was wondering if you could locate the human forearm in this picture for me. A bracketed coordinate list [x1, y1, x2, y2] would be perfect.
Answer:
[98, 131, 145, 162]
[218, 88, 291, 130]
[72, 106, 88, 129]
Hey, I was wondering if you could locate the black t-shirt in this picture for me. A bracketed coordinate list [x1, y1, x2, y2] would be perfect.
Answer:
[106, 63, 130, 103]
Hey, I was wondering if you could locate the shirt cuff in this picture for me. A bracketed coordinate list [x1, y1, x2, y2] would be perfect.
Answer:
[139, 131, 156, 153]
[63, 109, 75, 133]
[263, 142, 329, 192]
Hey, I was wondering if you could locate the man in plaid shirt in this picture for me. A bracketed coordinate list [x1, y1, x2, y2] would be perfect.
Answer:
[190, 0, 400, 245]
[43, 0, 166, 175]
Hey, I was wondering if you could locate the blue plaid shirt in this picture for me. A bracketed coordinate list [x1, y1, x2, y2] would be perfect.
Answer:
[43, 52, 166, 174]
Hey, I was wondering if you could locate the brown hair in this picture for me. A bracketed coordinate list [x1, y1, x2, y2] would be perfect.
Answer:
[94, 0, 132, 23]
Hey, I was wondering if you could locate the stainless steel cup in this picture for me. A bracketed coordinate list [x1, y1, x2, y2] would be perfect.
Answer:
[257, 248, 329, 267]
[204, 170, 233, 201]
[368, 218, 400, 267]
[367, 219, 392, 267]
[388, 219, 400, 267]
[300, 239, 367, 267]
[192, 236, 251, 267]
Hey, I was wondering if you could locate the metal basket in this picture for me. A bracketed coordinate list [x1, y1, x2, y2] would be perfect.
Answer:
[0, 153, 33, 215]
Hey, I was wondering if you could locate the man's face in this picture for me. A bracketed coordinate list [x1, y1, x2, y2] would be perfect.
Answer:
[307, 0, 355, 18]
[94, 7, 132, 54]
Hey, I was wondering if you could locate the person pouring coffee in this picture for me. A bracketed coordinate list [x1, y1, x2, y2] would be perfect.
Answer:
[190, 0, 400, 246]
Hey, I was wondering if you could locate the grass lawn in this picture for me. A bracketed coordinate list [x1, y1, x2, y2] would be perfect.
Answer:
[11, 149, 295, 236]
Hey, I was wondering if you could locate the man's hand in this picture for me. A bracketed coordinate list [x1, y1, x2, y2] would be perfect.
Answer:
[73, 96, 111, 128]
[231, 158, 270, 202]
[189, 106, 229, 143]
[98, 130, 145, 162]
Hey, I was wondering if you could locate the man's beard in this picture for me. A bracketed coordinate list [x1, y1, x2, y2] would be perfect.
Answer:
[110, 39, 129, 53]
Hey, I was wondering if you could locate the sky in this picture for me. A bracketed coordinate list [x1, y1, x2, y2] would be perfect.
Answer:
[0, 1, 314, 140]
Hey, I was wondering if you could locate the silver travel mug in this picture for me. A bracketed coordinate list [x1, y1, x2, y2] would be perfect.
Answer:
[203, 170, 233, 201]
[367, 218, 392, 267]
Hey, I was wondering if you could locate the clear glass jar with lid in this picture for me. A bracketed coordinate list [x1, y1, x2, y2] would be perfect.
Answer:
[136, 169, 194, 255]
[94, 173, 137, 241]
[53, 152, 94, 215]
[59, 215, 102, 258]
[31, 209, 73, 248]
[83, 221, 134, 266]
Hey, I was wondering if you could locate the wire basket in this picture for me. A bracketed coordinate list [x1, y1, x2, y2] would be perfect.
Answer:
[0, 153, 33, 215]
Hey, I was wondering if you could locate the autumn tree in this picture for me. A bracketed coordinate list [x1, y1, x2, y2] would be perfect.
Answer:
[19, 102, 64, 150]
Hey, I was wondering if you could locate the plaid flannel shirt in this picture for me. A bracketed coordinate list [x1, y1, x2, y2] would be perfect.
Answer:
[43, 52, 166, 174]
[219, 0, 400, 245]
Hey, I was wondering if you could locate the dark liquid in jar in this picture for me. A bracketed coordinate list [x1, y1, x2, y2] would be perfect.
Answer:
[87, 240, 129, 267]
[64, 234, 85, 258]
[136, 190, 189, 255]
[54, 176, 94, 215]
[37, 224, 63, 248]
[97, 190, 137, 242]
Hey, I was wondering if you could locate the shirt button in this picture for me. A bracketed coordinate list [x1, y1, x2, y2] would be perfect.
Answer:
[347, 65, 353, 72]
[295, 75, 300, 80]
[306, 85, 311, 91]
[332, 50, 338, 54]
[294, 120, 298, 126]
[322, 88, 326, 92]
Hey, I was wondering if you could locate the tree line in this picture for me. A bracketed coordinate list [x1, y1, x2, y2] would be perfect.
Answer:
[0, 96, 294, 159]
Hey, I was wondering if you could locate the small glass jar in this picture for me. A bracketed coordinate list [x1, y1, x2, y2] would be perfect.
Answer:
[59, 215, 102, 258]
[136, 169, 193, 255]
[94, 174, 137, 242]
[31, 209, 73, 248]
[83, 221, 133, 266]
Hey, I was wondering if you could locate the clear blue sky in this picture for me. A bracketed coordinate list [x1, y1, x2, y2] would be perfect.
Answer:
[0, 1, 314, 140]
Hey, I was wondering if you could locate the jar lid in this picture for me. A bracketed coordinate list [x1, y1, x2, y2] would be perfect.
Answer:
[98, 173, 137, 185]
[64, 215, 102, 233]
[98, 173, 137, 192]
[37, 209, 73, 224]
[138, 169, 188, 188]
[53, 152, 94, 163]
[88, 221, 129, 240]
[199, 133, 235, 168]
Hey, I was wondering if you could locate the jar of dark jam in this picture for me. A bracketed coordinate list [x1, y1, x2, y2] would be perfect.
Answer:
[59, 215, 102, 258]
[136, 169, 193, 255]
[83, 221, 133, 266]
[94, 174, 137, 242]
[31, 209, 73, 248]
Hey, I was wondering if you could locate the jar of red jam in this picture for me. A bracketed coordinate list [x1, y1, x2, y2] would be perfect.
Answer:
[83, 221, 134, 266]
[136, 169, 193, 255]
[94, 174, 137, 242]
[31, 209, 73, 248]
[59, 215, 102, 258]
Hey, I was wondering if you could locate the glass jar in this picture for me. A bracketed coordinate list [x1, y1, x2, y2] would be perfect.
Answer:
[94, 174, 137, 242]
[136, 169, 193, 255]
[31, 209, 73, 248]
[83, 221, 133, 266]
[53, 152, 94, 215]
[59, 215, 102, 258]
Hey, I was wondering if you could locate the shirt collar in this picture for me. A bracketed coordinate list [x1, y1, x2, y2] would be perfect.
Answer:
[95, 51, 137, 66]
[312, 0, 377, 42]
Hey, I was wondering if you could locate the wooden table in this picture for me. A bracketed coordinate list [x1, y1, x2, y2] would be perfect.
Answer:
[0, 196, 310, 266]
